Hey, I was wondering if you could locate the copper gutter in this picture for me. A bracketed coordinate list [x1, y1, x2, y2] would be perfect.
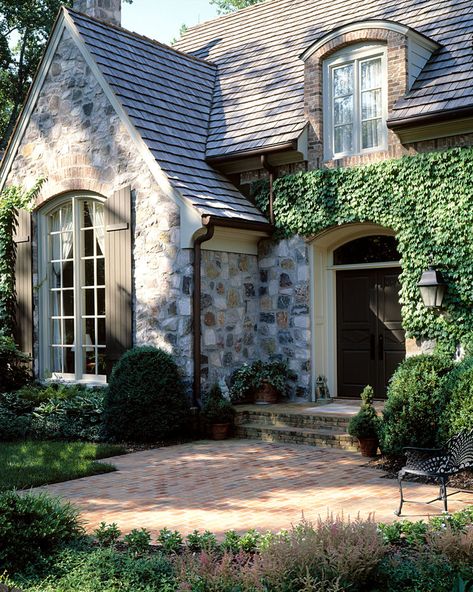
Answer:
[387, 106, 473, 130]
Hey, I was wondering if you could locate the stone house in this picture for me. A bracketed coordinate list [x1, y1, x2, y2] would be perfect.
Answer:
[1, 0, 472, 403]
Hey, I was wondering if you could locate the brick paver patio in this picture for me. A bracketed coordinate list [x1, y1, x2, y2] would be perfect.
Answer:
[39, 440, 473, 536]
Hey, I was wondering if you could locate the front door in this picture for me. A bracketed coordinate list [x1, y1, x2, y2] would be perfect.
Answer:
[336, 268, 405, 399]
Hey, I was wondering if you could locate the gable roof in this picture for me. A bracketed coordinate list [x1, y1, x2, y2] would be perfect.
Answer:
[175, 0, 473, 157]
[67, 9, 269, 224]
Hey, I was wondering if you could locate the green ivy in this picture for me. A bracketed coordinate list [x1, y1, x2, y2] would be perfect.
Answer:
[0, 180, 43, 337]
[253, 147, 473, 348]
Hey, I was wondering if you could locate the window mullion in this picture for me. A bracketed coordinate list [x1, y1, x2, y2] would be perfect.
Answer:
[73, 198, 83, 381]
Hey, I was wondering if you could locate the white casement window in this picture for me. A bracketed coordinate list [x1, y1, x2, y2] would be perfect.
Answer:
[324, 44, 388, 160]
[39, 196, 107, 383]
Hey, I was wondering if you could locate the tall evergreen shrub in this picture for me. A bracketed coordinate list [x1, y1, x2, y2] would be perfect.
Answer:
[379, 354, 454, 456]
[104, 347, 190, 443]
[438, 357, 473, 442]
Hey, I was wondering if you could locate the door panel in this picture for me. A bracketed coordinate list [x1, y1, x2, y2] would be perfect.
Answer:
[336, 268, 405, 399]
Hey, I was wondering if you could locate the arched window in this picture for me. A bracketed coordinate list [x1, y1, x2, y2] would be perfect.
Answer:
[39, 196, 106, 383]
[333, 235, 399, 265]
[324, 43, 388, 160]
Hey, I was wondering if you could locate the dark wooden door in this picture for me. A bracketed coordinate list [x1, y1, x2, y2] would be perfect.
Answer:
[336, 268, 405, 399]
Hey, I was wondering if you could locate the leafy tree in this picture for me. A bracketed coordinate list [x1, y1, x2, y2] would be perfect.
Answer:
[210, 0, 264, 14]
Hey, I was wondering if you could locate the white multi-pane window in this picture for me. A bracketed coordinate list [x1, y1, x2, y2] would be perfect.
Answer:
[39, 196, 106, 383]
[324, 45, 387, 160]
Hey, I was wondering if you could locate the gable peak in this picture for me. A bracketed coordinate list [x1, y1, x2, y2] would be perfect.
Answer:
[73, 0, 121, 27]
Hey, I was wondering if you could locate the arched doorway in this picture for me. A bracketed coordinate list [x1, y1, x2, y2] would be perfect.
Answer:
[310, 224, 405, 400]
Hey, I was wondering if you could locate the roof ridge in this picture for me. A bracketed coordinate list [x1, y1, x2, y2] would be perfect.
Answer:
[65, 6, 217, 69]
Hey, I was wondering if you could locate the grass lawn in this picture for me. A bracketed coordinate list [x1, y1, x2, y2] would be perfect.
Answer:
[0, 441, 126, 491]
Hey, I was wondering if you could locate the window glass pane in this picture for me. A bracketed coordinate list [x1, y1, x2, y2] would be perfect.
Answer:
[51, 319, 61, 346]
[50, 291, 61, 317]
[83, 229, 94, 257]
[334, 125, 353, 154]
[62, 261, 74, 288]
[82, 201, 93, 229]
[361, 58, 381, 91]
[333, 64, 353, 97]
[51, 347, 62, 373]
[361, 89, 382, 120]
[97, 318, 106, 346]
[334, 96, 353, 125]
[64, 319, 75, 345]
[84, 288, 95, 316]
[97, 288, 105, 316]
[50, 210, 61, 233]
[84, 318, 96, 344]
[362, 119, 382, 149]
[84, 351, 97, 375]
[97, 258, 105, 286]
[84, 259, 95, 287]
[63, 348, 75, 374]
[50, 234, 61, 261]
[333, 235, 400, 265]
[63, 289, 74, 317]
[62, 232, 73, 260]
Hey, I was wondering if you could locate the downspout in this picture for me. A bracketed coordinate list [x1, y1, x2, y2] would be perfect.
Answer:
[192, 218, 215, 406]
[260, 155, 277, 225]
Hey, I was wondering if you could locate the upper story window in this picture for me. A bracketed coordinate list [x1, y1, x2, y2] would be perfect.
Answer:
[39, 195, 107, 383]
[324, 44, 388, 160]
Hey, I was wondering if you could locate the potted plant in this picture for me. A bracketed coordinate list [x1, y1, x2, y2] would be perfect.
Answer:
[201, 384, 235, 440]
[348, 385, 380, 457]
[252, 361, 289, 405]
[230, 360, 290, 405]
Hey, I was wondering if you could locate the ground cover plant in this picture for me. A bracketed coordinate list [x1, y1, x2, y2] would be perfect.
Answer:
[3, 493, 472, 592]
[0, 441, 125, 491]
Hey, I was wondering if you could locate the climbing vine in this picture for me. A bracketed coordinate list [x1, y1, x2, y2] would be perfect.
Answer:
[0, 180, 43, 337]
[253, 147, 473, 349]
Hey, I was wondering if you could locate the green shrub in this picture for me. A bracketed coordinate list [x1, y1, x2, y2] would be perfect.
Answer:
[104, 346, 190, 443]
[93, 522, 122, 548]
[438, 357, 473, 442]
[156, 528, 183, 553]
[0, 334, 31, 393]
[186, 529, 218, 552]
[379, 354, 454, 456]
[123, 528, 152, 556]
[0, 491, 83, 573]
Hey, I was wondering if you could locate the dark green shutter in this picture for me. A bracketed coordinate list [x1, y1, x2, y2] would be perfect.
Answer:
[14, 209, 33, 357]
[104, 186, 133, 377]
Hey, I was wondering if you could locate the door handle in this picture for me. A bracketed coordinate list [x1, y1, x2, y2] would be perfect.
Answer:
[370, 334, 375, 360]
[379, 334, 384, 360]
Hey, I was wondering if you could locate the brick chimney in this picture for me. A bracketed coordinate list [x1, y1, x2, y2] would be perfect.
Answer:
[74, 0, 121, 27]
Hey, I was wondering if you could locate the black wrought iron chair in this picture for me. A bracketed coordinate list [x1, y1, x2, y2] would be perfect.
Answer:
[395, 429, 473, 516]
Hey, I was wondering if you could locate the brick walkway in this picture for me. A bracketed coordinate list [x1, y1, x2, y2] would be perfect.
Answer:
[39, 440, 473, 536]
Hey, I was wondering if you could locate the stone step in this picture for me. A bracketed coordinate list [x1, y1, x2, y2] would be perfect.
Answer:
[235, 423, 359, 452]
[235, 409, 351, 432]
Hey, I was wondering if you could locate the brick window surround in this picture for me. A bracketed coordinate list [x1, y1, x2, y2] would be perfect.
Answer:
[304, 28, 409, 169]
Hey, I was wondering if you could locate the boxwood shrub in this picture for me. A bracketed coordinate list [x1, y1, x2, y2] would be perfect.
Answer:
[104, 346, 190, 443]
[379, 354, 454, 456]
[438, 357, 473, 442]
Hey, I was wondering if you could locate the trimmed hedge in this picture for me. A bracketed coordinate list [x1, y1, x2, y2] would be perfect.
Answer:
[439, 357, 473, 442]
[104, 346, 190, 443]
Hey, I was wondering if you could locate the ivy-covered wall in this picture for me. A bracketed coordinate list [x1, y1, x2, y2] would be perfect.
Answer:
[255, 147, 473, 350]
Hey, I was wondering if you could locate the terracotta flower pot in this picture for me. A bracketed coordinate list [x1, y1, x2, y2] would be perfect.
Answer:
[211, 423, 231, 440]
[254, 381, 279, 405]
[358, 437, 379, 457]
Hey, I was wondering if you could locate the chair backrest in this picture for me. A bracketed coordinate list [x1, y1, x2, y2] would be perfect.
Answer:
[446, 429, 473, 470]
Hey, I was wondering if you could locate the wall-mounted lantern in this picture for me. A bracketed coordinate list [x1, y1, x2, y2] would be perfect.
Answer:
[418, 267, 447, 309]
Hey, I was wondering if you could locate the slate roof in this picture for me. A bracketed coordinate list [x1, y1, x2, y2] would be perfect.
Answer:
[175, 0, 473, 155]
[68, 9, 268, 224]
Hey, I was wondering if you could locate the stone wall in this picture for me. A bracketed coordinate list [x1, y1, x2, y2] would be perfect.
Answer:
[200, 250, 259, 389]
[6, 29, 194, 383]
[201, 239, 312, 400]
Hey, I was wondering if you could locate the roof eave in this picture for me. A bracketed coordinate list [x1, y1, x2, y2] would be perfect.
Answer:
[387, 106, 473, 130]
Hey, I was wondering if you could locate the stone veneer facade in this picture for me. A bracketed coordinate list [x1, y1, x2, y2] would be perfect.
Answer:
[6, 29, 194, 387]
